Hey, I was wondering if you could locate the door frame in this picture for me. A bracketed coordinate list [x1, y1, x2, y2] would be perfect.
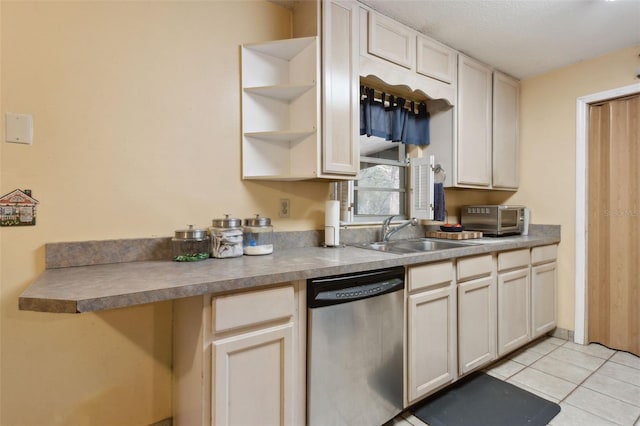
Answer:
[574, 82, 640, 344]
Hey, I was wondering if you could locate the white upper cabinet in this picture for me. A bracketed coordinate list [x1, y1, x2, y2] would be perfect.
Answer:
[358, 6, 456, 105]
[241, 37, 320, 180]
[493, 71, 520, 189]
[322, 0, 360, 176]
[457, 55, 493, 187]
[359, 3, 522, 191]
[368, 12, 415, 69]
[365, 8, 456, 87]
[416, 35, 457, 85]
[240, 0, 359, 180]
[241, 2, 520, 186]
[456, 55, 521, 190]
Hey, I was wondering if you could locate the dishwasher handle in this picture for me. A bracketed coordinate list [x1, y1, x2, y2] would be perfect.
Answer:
[309, 277, 403, 308]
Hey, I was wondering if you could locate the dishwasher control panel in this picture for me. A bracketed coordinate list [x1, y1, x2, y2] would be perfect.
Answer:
[317, 278, 402, 302]
[308, 267, 405, 308]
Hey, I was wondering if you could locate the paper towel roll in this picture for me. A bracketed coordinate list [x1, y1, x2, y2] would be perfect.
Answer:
[325, 200, 340, 246]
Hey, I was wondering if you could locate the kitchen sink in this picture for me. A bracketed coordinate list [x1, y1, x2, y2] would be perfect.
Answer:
[353, 238, 471, 254]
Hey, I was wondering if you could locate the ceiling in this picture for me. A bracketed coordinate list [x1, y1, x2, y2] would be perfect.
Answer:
[358, 0, 640, 79]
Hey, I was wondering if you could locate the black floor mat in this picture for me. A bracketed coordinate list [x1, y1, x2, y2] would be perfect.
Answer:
[411, 372, 561, 426]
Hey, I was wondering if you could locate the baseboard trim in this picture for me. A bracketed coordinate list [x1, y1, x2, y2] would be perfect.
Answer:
[549, 327, 574, 342]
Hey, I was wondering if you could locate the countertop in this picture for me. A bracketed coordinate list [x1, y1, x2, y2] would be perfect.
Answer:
[19, 233, 560, 314]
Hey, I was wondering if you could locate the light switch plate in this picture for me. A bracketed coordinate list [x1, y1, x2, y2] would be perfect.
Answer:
[5, 112, 33, 144]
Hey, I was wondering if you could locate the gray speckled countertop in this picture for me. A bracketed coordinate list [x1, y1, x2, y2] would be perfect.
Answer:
[19, 231, 560, 314]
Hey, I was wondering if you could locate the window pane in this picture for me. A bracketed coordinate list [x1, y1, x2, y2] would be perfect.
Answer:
[358, 164, 401, 189]
[355, 190, 404, 215]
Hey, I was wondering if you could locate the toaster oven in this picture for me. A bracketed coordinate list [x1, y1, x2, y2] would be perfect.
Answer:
[461, 205, 525, 236]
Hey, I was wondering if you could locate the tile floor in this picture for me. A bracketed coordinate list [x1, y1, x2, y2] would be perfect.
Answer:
[391, 337, 640, 426]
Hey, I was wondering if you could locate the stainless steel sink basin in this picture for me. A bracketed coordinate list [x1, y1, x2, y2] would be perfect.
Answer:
[353, 238, 471, 254]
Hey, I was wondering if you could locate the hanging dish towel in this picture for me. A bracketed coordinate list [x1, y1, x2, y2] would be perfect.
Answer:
[433, 182, 446, 221]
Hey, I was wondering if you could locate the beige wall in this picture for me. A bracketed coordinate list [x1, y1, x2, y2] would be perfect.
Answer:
[0, 1, 333, 424]
[507, 45, 640, 331]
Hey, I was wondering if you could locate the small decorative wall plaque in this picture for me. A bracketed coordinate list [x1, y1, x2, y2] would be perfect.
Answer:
[0, 189, 39, 226]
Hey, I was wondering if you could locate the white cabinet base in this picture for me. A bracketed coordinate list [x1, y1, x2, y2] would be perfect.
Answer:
[173, 283, 305, 426]
[498, 268, 531, 356]
[213, 323, 294, 426]
[458, 276, 497, 375]
[531, 262, 558, 338]
[407, 286, 457, 403]
[407, 261, 457, 405]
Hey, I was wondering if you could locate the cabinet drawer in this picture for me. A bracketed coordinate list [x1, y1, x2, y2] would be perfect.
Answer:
[531, 244, 558, 265]
[213, 285, 295, 333]
[368, 11, 415, 69]
[408, 261, 454, 292]
[457, 254, 493, 281]
[497, 249, 530, 271]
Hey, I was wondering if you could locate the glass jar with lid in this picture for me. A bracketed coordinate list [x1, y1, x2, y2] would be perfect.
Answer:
[243, 214, 273, 255]
[210, 214, 244, 258]
[171, 225, 210, 262]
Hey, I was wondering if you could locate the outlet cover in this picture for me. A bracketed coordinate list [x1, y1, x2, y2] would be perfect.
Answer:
[279, 199, 290, 218]
[5, 113, 33, 144]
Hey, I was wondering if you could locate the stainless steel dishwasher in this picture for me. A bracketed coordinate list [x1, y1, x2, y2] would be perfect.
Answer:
[307, 266, 404, 426]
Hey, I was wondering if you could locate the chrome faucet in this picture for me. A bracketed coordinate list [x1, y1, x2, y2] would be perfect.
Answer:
[381, 216, 418, 242]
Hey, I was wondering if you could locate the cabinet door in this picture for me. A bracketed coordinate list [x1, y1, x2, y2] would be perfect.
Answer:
[457, 55, 492, 187]
[407, 285, 457, 403]
[458, 276, 497, 375]
[497, 268, 531, 355]
[493, 71, 520, 189]
[367, 11, 415, 69]
[213, 323, 294, 426]
[322, 0, 359, 176]
[416, 35, 456, 85]
[531, 261, 557, 338]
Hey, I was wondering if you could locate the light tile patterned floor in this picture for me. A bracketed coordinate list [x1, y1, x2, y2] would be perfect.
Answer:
[390, 337, 640, 426]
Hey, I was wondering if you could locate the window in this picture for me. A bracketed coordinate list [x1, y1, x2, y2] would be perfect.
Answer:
[338, 80, 444, 224]
[339, 135, 408, 223]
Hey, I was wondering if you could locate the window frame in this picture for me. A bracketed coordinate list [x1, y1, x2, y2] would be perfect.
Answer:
[343, 138, 409, 224]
